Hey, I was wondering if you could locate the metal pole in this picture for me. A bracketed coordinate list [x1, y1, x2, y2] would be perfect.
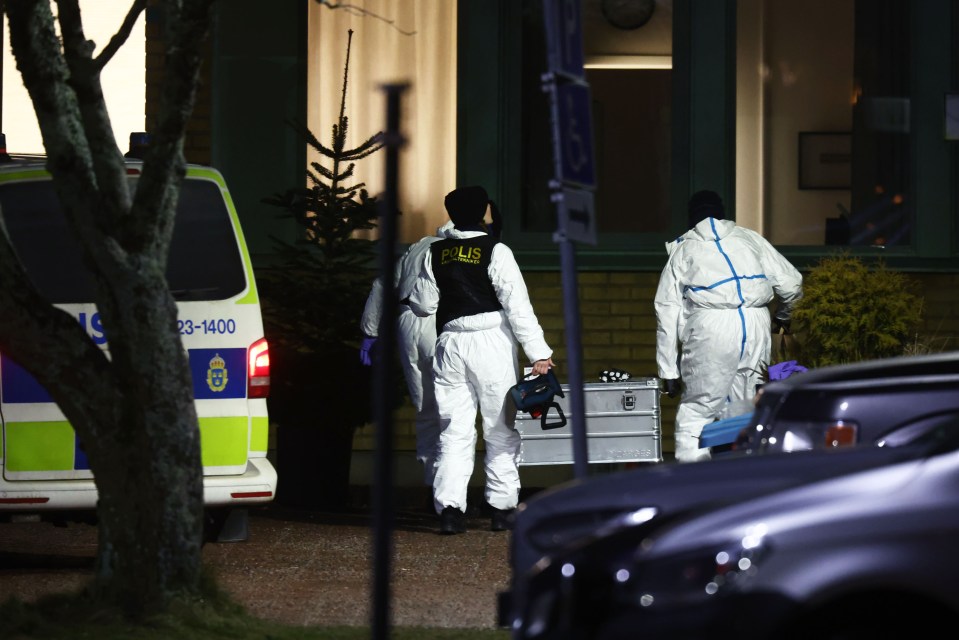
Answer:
[543, 62, 594, 479]
[555, 232, 589, 478]
[371, 82, 408, 640]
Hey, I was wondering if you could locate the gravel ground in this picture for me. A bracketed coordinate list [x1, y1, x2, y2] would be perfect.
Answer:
[0, 503, 512, 630]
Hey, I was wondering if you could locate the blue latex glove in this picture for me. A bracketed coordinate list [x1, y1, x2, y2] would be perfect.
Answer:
[768, 360, 808, 381]
[359, 337, 377, 367]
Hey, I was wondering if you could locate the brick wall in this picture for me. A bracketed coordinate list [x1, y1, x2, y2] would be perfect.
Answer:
[911, 273, 959, 352]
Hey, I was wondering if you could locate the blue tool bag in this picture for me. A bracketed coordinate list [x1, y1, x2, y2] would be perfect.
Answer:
[509, 369, 567, 430]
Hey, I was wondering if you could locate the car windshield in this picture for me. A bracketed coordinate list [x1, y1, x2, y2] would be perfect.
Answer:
[0, 177, 247, 303]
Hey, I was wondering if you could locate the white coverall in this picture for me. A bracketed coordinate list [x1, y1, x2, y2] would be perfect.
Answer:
[409, 228, 552, 514]
[655, 217, 803, 462]
[360, 221, 454, 485]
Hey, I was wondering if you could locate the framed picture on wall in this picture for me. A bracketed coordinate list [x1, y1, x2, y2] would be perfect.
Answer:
[946, 93, 959, 141]
[798, 132, 851, 190]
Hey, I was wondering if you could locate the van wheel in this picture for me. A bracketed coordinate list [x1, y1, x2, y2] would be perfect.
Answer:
[204, 507, 249, 543]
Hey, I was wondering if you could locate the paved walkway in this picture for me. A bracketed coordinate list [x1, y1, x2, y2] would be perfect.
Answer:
[0, 503, 511, 630]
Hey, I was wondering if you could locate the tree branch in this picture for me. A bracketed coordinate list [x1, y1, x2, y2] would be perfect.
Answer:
[94, 0, 148, 70]
[55, 0, 132, 243]
[131, 0, 214, 256]
[315, 0, 416, 36]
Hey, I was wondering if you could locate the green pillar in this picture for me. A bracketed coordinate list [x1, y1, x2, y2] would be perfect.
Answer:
[210, 0, 307, 266]
[672, 0, 737, 223]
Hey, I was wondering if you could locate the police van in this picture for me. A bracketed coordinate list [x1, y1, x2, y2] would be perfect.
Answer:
[0, 136, 276, 540]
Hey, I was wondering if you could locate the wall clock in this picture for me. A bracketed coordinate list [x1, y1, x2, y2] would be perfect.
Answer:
[601, 0, 656, 30]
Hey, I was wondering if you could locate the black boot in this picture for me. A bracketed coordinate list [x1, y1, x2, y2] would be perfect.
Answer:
[490, 506, 515, 532]
[440, 506, 466, 535]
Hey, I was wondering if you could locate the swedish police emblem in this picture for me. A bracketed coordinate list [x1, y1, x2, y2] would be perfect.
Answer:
[206, 353, 228, 392]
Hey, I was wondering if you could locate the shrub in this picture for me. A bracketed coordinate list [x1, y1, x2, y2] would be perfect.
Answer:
[791, 253, 922, 368]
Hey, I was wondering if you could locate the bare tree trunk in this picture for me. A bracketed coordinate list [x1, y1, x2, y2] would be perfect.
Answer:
[85, 271, 205, 615]
[0, 0, 214, 617]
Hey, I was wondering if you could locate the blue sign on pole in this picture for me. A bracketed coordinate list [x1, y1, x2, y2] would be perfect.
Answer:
[554, 186, 597, 245]
[543, 0, 585, 78]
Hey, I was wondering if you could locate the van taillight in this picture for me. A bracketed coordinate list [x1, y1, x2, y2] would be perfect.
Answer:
[248, 338, 270, 398]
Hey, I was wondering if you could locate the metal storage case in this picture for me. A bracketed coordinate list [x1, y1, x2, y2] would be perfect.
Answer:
[514, 378, 662, 466]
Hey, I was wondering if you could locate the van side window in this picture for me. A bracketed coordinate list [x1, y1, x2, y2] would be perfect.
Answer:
[0, 180, 97, 302]
[0, 177, 246, 303]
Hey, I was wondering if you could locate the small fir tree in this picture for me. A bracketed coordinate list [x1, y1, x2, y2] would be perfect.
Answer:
[258, 29, 398, 509]
[261, 29, 383, 353]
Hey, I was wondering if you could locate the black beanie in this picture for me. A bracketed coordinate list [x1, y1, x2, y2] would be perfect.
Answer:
[688, 190, 725, 228]
[445, 185, 489, 228]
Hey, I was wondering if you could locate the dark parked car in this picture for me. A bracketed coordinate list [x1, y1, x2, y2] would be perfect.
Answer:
[501, 351, 959, 631]
[737, 350, 959, 453]
[508, 417, 959, 639]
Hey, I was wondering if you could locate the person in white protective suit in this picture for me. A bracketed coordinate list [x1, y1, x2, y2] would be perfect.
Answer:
[359, 220, 455, 488]
[409, 185, 555, 534]
[655, 190, 803, 463]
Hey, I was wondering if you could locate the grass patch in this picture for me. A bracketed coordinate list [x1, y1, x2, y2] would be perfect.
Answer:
[0, 588, 509, 640]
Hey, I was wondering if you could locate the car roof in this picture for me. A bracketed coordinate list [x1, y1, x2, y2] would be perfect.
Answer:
[771, 350, 959, 390]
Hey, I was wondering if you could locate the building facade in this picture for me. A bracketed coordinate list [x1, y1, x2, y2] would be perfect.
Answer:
[148, 0, 959, 475]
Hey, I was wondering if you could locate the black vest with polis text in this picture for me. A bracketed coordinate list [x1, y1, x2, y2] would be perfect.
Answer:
[431, 234, 503, 331]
